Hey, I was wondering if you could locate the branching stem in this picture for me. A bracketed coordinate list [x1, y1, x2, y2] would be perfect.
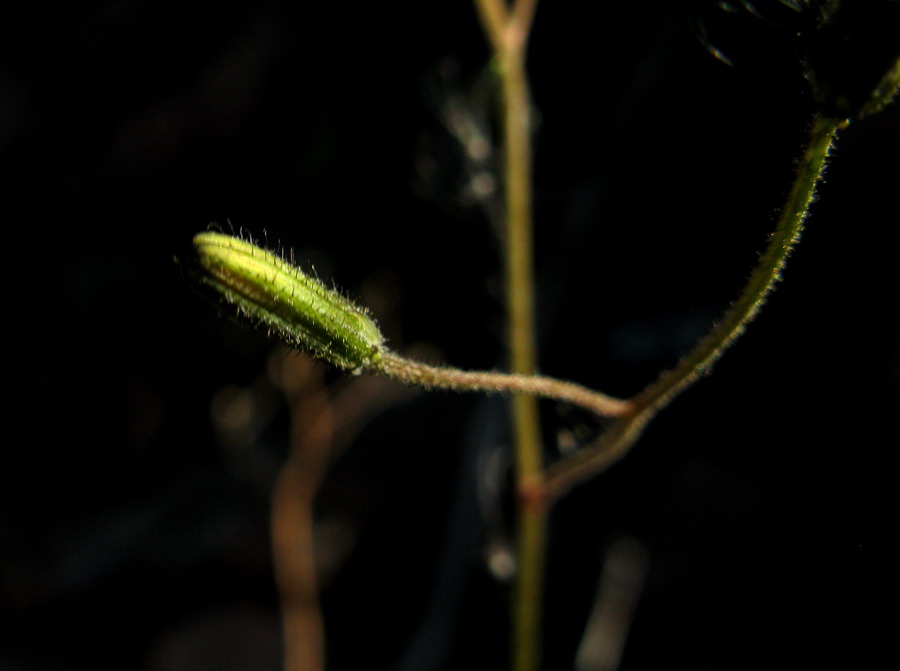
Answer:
[542, 113, 845, 500]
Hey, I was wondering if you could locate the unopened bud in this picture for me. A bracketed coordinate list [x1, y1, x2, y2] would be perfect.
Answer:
[191, 232, 384, 371]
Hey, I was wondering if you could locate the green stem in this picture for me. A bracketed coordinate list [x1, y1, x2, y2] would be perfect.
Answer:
[497, 28, 546, 671]
[501, 50, 543, 475]
[473, 2, 544, 669]
[543, 113, 844, 500]
[513, 496, 547, 671]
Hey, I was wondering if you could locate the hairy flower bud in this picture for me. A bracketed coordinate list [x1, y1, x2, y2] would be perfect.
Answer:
[191, 232, 384, 371]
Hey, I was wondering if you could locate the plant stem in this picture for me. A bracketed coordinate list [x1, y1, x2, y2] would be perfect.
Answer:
[272, 361, 333, 671]
[473, 2, 544, 669]
[513, 494, 547, 671]
[500, 35, 542, 478]
[543, 113, 844, 501]
[375, 352, 633, 417]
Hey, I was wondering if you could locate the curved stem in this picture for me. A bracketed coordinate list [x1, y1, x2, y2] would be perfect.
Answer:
[543, 113, 844, 501]
[375, 351, 633, 417]
[632, 114, 843, 414]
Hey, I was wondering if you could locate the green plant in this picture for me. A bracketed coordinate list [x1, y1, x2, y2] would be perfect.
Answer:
[186, 2, 900, 670]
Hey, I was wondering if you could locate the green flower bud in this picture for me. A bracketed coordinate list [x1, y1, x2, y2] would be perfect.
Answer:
[191, 232, 384, 371]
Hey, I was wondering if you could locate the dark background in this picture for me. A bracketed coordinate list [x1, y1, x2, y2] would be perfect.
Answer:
[3, 1, 897, 670]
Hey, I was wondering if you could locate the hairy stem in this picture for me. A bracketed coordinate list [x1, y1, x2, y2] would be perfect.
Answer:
[543, 113, 844, 501]
[376, 352, 633, 417]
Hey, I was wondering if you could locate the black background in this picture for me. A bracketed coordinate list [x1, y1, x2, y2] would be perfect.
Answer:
[2, 1, 898, 670]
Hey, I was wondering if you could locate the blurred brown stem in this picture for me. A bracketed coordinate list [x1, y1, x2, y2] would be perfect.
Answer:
[271, 353, 421, 671]
[271, 362, 333, 671]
